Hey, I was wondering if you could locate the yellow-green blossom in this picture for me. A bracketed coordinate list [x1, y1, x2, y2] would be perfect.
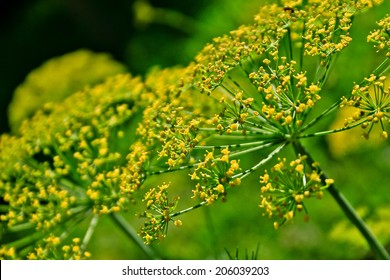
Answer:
[0, 74, 143, 259]
[191, 148, 241, 205]
[367, 14, 390, 57]
[25, 235, 91, 260]
[139, 183, 180, 245]
[342, 75, 390, 139]
[8, 49, 127, 132]
[259, 156, 332, 228]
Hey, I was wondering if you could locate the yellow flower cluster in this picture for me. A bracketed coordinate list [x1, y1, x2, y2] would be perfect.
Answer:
[193, 0, 380, 95]
[342, 75, 390, 139]
[139, 183, 181, 245]
[120, 141, 149, 194]
[193, 3, 296, 95]
[259, 155, 333, 229]
[367, 14, 390, 57]
[0, 74, 144, 258]
[26, 236, 91, 260]
[1, 64, 219, 255]
[249, 57, 321, 136]
[302, 1, 355, 57]
[128, 66, 218, 172]
[8, 49, 127, 132]
[191, 148, 241, 205]
[134, 0, 388, 238]
[0, 234, 91, 260]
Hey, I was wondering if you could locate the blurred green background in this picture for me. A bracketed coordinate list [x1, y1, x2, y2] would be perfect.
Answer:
[1, 0, 389, 259]
[0, 0, 260, 134]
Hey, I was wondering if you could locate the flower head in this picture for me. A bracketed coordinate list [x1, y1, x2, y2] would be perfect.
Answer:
[24, 235, 91, 260]
[367, 14, 390, 57]
[128, 65, 218, 175]
[342, 75, 390, 139]
[139, 183, 180, 244]
[0, 74, 144, 258]
[259, 155, 331, 226]
[191, 148, 241, 205]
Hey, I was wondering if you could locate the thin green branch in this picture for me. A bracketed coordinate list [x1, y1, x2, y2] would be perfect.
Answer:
[193, 139, 273, 150]
[233, 142, 287, 180]
[293, 141, 390, 260]
[299, 23, 306, 72]
[286, 27, 294, 62]
[4, 230, 45, 250]
[170, 201, 206, 218]
[147, 163, 197, 176]
[148, 141, 277, 177]
[300, 100, 342, 133]
[315, 54, 337, 87]
[365, 57, 390, 85]
[109, 212, 160, 260]
[207, 132, 278, 140]
[80, 214, 99, 253]
[228, 142, 277, 159]
[8, 222, 36, 232]
[299, 119, 366, 138]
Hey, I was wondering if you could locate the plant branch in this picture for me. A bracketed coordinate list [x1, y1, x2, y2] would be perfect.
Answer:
[300, 100, 342, 133]
[292, 140, 390, 260]
[170, 201, 206, 218]
[299, 119, 366, 138]
[110, 212, 160, 260]
[80, 214, 99, 253]
[233, 142, 287, 180]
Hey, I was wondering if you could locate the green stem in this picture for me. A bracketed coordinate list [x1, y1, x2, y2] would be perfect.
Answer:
[299, 119, 366, 138]
[299, 23, 306, 72]
[80, 214, 99, 253]
[148, 141, 276, 177]
[327, 185, 390, 260]
[315, 54, 337, 87]
[8, 222, 36, 232]
[293, 140, 390, 260]
[233, 142, 286, 180]
[364, 57, 390, 86]
[300, 100, 342, 133]
[193, 139, 273, 150]
[5, 231, 45, 250]
[170, 201, 206, 218]
[109, 212, 160, 260]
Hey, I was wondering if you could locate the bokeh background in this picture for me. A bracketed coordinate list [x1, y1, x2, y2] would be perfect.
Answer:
[1, 0, 389, 259]
[0, 0, 261, 134]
